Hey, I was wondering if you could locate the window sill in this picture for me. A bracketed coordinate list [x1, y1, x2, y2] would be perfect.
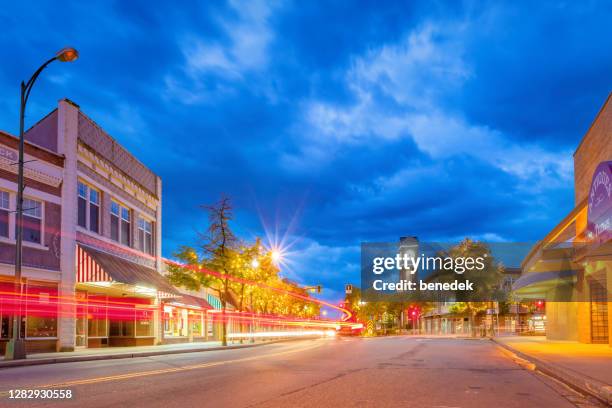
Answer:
[0, 236, 48, 251]
[24, 337, 58, 340]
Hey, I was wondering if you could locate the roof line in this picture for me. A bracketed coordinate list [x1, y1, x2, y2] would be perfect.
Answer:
[24, 107, 58, 134]
[573, 91, 612, 157]
[78, 109, 159, 179]
[0, 129, 64, 159]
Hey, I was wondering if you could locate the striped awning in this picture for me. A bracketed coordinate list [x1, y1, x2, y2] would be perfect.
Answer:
[207, 294, 222, 310]
[77, 245, 112, 283]
[167, 294, 213, 310]
[77, 245, 180, 297]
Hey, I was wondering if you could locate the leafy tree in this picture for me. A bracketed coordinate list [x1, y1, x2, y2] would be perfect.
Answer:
[166, 196, 238, 346]
[434, 238, 504, 337]
[167, 200, 321, 343]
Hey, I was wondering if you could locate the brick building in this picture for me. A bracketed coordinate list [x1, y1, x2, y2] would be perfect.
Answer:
[1, 99, 216, 353]
[514, 92, 612, 345]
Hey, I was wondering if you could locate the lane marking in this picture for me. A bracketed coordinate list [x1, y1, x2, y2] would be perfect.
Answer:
[0, 342, 324, 395]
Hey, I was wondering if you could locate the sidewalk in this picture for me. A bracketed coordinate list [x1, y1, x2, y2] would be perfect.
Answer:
[0, 339, 285, 369]
[492, 336, 612, 405]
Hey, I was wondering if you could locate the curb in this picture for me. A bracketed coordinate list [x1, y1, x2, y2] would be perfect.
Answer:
[491, 338, 612, 406]
[0, 337, 316, 370]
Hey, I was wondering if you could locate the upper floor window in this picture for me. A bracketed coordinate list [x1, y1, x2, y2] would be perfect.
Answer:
[22, 198, 42, 244]
[138, 217, 154, 256]
[111, 200, 130, 246]
[0, 191, 9, 238]
[77, 182, 100, 233]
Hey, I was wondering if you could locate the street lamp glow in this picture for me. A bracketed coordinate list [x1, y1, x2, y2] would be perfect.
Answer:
[271, 250, 282, 263]
[56, 47, 79, 62]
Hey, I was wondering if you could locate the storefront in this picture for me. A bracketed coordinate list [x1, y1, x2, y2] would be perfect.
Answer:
[0, 278, 59, 353]
[162, 294, 212, 344]
[75, 244, 178, 348]
[515, 93, 611, 346]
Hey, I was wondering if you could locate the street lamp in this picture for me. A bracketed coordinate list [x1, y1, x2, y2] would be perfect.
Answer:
[5, 47, 78, 360]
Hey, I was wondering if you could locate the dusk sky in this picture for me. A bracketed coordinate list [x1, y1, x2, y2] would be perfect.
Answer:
[1, 1, 611, 302]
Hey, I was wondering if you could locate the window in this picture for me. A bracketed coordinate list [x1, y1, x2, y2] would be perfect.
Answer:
[89, 189, 100, 233]
[87, 295, 108, 337]
[121, 207, 130, 246]
[138, 217, 154, 255]
[0, 191, 9, 238]
[135, 311, 154, 336]
[77, 181, 100, 233]
[109, 320, 134, 337]
[110, 201, 119, 241]
[77, 182, 87, 228]
[22, 198, 42, 244]
[25, 283, 58, 338]
[111, 200, 131, 246]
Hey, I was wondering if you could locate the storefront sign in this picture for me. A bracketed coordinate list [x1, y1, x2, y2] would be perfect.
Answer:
[0, 146, 17, 162]
[587, 161, 612, 243]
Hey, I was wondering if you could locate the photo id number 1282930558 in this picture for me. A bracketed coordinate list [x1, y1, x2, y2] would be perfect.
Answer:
[8, 389, 73, 399]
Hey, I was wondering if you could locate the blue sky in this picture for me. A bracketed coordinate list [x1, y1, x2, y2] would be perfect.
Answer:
[1, 1, 611, 303]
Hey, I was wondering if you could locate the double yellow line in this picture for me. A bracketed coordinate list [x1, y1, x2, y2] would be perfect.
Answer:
[0, 342, 323, 395]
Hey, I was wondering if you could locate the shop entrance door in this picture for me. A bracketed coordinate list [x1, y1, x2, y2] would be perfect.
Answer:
[590, 273, 608, 344]
[75, 292, 87, 347]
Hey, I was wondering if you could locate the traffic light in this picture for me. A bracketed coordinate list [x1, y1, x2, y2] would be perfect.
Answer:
[407, 305, 421, 320]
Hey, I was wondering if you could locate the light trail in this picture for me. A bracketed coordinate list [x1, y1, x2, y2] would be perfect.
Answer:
[164, 259, 353, 321]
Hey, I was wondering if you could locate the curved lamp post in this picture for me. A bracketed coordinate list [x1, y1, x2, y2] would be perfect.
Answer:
[5, 47, 78, 360]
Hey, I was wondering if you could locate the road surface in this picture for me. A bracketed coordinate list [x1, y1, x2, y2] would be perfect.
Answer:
[0, 336, 602, 407]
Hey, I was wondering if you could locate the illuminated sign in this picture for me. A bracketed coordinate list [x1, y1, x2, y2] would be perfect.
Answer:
[587, 161, 612, 244]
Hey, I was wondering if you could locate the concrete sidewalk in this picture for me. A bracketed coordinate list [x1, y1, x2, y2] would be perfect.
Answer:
[493, 335, 612, 405]
[0, 339, 285, 369]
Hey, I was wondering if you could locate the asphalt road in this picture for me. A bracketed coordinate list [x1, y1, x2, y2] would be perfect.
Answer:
[0, 336, 603, 408]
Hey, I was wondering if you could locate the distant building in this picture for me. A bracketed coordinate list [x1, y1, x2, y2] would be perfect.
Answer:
[421, 267, 532, 335]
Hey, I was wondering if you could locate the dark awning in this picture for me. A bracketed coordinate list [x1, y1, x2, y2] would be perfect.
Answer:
[79, 245, 180, 296]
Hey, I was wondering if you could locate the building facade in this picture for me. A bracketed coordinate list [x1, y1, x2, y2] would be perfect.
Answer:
[514, 92, 612, 346]
[1, 99, 219, 353]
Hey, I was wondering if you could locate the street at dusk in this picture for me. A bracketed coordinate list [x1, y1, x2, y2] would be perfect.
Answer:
[0, 337, 603, 408]
[1, 1, 611, 407]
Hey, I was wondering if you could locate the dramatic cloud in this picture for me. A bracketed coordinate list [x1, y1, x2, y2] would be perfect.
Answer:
[1, 1, 610, 301]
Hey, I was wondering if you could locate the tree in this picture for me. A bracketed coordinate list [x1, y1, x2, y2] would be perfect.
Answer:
[167, 202, 321, 343]
[345, 287, 433, 335]
[166, 196, 238, 346]
[434, 239, 504, 337]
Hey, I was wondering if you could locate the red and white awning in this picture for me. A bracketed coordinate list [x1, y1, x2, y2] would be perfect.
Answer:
[76, 245, 180, 299]
[77, 245, 112, 283]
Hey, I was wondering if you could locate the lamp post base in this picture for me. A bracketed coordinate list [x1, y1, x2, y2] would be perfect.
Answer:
[4, 338, 26, 360]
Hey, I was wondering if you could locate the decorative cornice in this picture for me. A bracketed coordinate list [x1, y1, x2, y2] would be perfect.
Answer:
[0, 150, 62, 188]
[78, 143, 158, 211]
